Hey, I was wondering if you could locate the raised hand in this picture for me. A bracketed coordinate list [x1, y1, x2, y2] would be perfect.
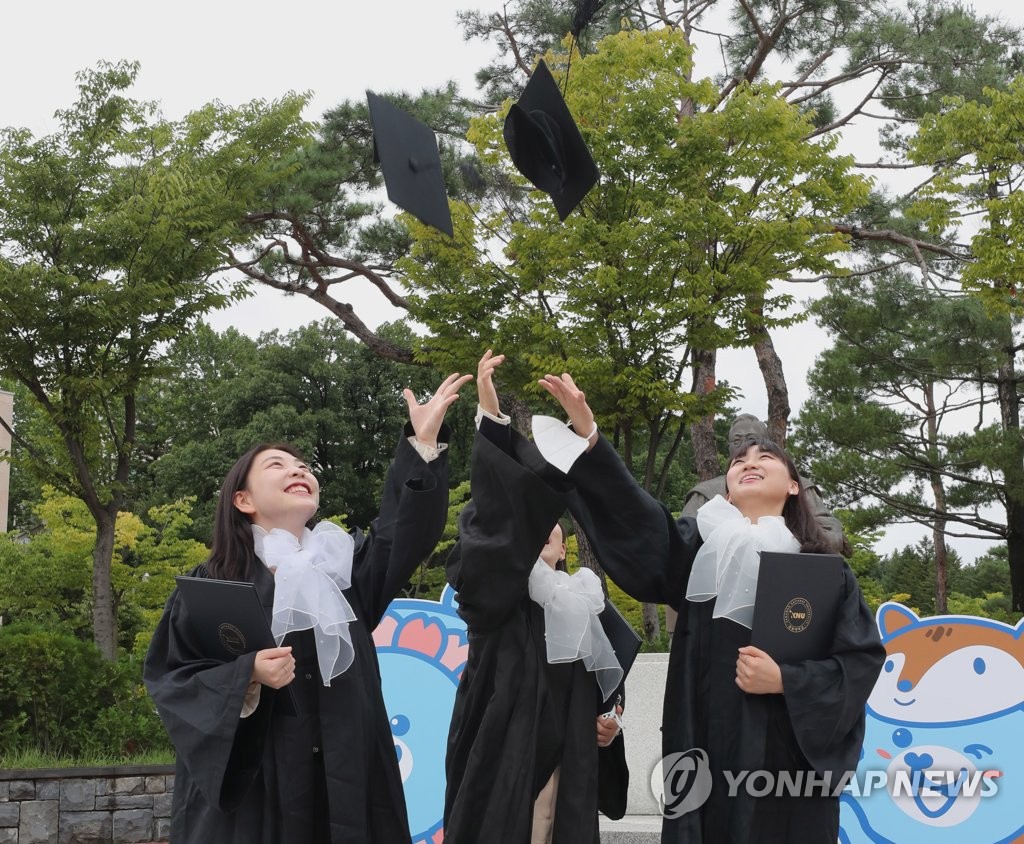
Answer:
[404, 372, 474, 447]
[538, 372, 596, 441]
[477, 350, 505, 417]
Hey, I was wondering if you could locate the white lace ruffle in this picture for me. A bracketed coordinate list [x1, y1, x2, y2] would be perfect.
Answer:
[528, 561, 623, 700]
[685, 495, 800, 629]
[253, 521, 357, 686]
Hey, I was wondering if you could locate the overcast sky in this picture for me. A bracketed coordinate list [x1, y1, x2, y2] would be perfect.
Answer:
[4, 0, 1017, 560]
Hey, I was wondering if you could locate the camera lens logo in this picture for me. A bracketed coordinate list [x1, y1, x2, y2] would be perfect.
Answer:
[651, 748, 713, 819]
[783, 597, 812, 633]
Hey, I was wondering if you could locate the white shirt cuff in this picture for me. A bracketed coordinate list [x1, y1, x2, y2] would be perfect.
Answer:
[531, 415, 596, 473]
[408, 436, 448, 463]
[240, 682, 261, 718]
[475, 405, 512, 429]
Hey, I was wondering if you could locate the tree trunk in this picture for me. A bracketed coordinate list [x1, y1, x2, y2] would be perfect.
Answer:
[92, 509, 118, 660]
[690, 348, 719, 480]
[924, 383, 949, 614]
[995, 331, 1024, 612]
[1006, 505, 1024, 614]
[641, 602, 662, 642]
[752, 330, 790, 446]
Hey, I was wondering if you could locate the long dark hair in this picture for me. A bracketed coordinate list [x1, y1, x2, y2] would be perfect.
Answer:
[727, 437, 844, 555]
[206, 442, 306, 581]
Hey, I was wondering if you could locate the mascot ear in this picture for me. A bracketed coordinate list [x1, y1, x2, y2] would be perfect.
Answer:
[877, 602, 919, 639]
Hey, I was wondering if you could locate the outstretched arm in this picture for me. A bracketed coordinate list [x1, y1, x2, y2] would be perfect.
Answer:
[352, 372, 472, 623]
[537, 371, 701, 608]
[448, 352, 568, 631]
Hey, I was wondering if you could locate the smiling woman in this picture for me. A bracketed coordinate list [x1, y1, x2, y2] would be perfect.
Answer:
[531, 372, 886, 844]
[232, 448, 321, 540]
[143, 372, 472, 844]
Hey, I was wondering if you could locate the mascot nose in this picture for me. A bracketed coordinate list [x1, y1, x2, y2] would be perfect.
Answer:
[897, 679, 914, 692]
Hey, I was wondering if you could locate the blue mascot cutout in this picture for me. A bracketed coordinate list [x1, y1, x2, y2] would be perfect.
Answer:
[374, 586, 468, 844]
[839, 602, 1024, 843]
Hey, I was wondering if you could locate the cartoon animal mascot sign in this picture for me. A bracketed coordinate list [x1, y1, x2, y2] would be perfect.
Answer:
[840, 602, 1024, 843]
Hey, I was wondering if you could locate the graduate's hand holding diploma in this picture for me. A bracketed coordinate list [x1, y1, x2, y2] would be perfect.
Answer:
[538, 373, 598, 450]
[252, 646, 296, 689]
[734, 645, 783, 694]
[405, 372, 474, 448]
[596, 704, 623, 748]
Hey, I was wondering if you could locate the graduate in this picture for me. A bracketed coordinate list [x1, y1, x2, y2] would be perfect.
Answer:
[444, 352, 628, 844]
[534, 372, 885, 844]
[143, 372, 471, 844]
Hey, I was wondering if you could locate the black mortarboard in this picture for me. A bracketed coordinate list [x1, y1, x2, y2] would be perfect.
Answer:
[367, 92, 454, 238]
[502, 60, 600, 221]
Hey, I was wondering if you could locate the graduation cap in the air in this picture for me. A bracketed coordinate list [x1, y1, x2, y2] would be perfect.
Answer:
[367, 91, 454, 238]
[502, 59, 600, 221]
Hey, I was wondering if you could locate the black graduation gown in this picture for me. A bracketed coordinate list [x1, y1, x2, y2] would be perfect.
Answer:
[143, 434, 449, 844]
[443, 423, 623, 844]
[561, 435, 886, 844]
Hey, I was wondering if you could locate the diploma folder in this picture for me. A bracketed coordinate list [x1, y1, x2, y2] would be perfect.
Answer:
[598, 599, 643, 707]
[750, 552, 844, 663]
[173, 576, 297, 715]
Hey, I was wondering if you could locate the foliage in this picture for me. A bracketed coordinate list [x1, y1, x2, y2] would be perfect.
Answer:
[404, 29, 868, 492]
[135, 320, 475, 542]
[0, 490, 208, 655]
[907, 78, 1024, 308]
[0, 61, 311, 657]
[0, 623, 170, 758]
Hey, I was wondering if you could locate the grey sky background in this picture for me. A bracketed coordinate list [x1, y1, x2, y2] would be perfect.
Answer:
[3, 0, 1017, 561]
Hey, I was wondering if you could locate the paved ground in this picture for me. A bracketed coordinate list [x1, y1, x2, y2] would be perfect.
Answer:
[600, 814, 662, 842]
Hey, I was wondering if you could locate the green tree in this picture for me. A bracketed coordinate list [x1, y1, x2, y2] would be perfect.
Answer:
[951, 545, 1013, 599]
[136, 320, 474, 540]
[0, 62, 310, 658]
[0, 490, 208, 653]
[901, 78, 1024, 611]
[793, 271, 1013, 612]
[400, 29, 867, 637]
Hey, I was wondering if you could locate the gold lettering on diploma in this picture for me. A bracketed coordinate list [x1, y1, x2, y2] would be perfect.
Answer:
[219, 622, 247, 654]
[783, 598, 812, 634]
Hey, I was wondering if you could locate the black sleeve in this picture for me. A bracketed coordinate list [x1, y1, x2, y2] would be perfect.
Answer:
[597, 730, 629, 820]
[446, 427, 569, 632]
[565, 435, 702, 609]
[143, 589, 273, 811]
[778, 564, 886, 775]
[349, 424, 451, 626]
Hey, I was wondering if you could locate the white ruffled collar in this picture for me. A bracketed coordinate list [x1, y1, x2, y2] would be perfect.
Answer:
[685, 495, 800, 629]
[252, 521, 357, 685]
[527, 561, 622, 700]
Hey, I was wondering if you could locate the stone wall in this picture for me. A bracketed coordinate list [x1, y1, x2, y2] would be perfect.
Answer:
[0, 765, 173, 844]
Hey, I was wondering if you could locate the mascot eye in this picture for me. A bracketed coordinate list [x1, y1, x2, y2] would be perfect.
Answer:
[390, 714, 410, 737]
[973, 657, 986, 675]
[892, 729, 913, 748]
[964, 744, 992, 759]
[883, 659, 894, 673]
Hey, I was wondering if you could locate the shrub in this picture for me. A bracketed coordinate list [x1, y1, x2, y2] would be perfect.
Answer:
[0, 623, 171, 758]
